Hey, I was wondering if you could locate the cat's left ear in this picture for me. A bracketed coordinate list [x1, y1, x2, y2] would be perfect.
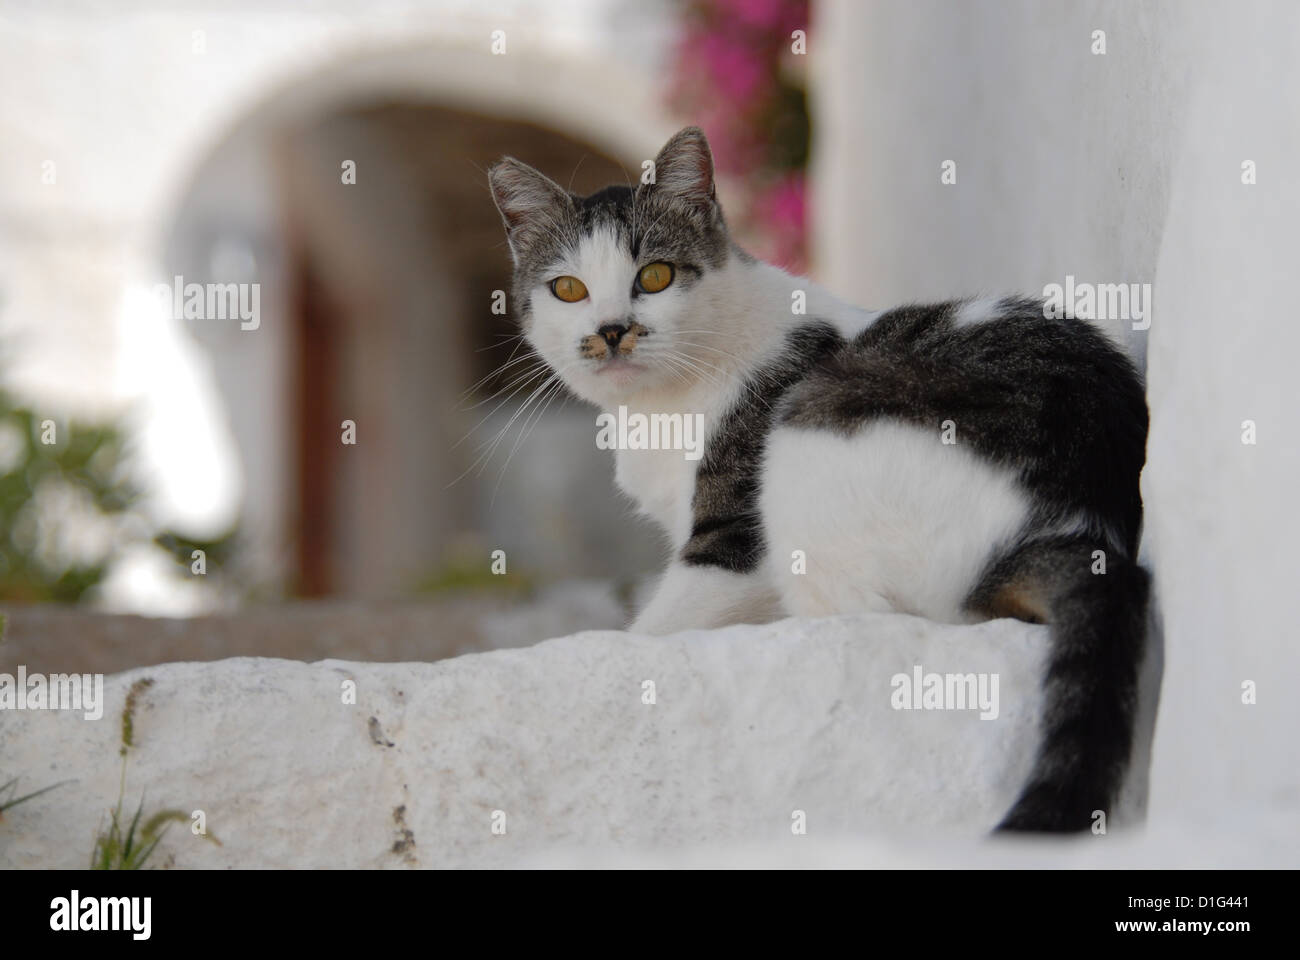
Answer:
[489, 157, 572, 260]
[645, 126, 717, 213]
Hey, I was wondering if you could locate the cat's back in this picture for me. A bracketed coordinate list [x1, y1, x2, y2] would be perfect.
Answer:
[774, 296, 1148, 555]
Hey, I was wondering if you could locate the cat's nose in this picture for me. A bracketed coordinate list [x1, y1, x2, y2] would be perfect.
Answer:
[597, 323, 629, 347]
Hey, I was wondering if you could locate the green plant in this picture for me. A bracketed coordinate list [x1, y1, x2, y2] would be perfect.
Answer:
[0, 385, 242, 605]
[410, 556, 534, 597]
[90, 675, 216, 869]
[89, 766, 188, 871]
[0, 388, 136, 603]
[118, 676, 154, 756]
[0, 776, 70, 820]
[0, 615, 74, 822]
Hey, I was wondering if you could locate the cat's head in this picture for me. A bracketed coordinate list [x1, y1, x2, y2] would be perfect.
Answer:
[489, 127, 732, 406]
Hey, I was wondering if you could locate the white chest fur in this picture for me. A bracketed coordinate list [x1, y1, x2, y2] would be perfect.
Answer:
[608, 369, 752, 548]
[614, 438, 698, 546]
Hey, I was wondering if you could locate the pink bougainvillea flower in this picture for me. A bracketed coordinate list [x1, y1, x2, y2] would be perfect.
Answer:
[763, 172, 807, 232]
[670, 1, 810, 272]
[715, 0, 787, 29]
[715, 0, 810, 36]
[750, 173, 807, 271]
[700, 32, 767, 104]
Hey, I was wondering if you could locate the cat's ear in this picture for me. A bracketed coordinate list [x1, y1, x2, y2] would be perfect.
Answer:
[646, 127, 717, 212]
[488, 158, 572, 259]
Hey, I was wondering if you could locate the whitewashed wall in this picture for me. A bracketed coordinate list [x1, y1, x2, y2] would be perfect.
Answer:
[813, 0, 1300, 843]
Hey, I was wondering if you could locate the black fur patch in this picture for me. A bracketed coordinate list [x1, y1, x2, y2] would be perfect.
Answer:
[777, 297, 1148, 556]
[683, 322, 845, 572]
[690, 298, 1148, 570]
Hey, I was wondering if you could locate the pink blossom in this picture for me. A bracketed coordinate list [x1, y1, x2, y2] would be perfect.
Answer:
[714, 0, 809, 36]
[715, 0, 787, 29]
[700, 32, 767, 104]
[670, 2, 811, 270]
[763, 174, 806, 231]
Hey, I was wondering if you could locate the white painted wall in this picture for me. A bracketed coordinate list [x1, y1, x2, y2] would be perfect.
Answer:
[810, 0, 1196, 363]
[813, 0, 1300, 839]
[1142, 8, 1300, 833]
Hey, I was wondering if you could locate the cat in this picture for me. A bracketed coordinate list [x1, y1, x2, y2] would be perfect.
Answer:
[488, 127, 1150, 833]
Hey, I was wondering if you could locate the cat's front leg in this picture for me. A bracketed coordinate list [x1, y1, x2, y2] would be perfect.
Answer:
[630, 562, 783, 635]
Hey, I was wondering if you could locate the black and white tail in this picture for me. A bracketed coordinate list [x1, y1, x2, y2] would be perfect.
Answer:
[969, 534, 1151, 832]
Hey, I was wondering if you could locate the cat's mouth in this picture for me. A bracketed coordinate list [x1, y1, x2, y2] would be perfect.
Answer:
[594, 356, 647, 379]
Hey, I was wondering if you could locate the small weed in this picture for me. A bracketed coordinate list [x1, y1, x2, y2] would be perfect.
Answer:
[90, 676, 216, 868]
[1, 615, 73, 821]
[0, 776, 71, 820]
[119, 676, 154, 756]
[89, 769, 187, 870]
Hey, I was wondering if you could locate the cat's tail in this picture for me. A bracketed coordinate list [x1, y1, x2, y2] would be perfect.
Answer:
[967, 534, 1151, 833]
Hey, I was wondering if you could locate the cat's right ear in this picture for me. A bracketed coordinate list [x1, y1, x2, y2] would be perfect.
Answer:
[489, 158, 571, 261]
[645, 127, 718, 214]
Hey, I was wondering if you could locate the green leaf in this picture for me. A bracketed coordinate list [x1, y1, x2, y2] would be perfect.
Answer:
[0, 776, 71, 814]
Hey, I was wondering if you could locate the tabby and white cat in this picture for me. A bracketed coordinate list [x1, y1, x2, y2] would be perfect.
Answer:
[488, 127, 1150, 833]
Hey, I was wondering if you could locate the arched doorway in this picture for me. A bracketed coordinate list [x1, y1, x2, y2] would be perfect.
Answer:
[160, 45, 675, 600]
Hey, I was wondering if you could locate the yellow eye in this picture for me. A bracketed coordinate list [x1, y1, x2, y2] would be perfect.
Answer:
[551, 276, 588, 302]
[638, 262, 674, 294]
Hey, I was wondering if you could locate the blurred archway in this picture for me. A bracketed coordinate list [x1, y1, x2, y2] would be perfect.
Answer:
[162, 47, 674, 601]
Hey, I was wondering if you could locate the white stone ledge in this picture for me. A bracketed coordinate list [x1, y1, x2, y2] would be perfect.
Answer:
[5, 613, 1067, 868]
